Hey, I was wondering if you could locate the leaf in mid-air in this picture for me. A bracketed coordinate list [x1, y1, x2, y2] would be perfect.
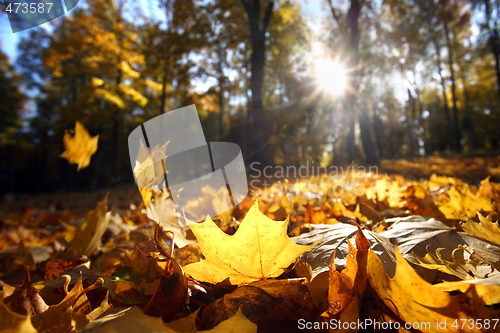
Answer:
[60, 121, 99, 171]
[183, 199, 313, 285]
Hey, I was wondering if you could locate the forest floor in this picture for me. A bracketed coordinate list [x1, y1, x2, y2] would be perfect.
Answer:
[1, 155, 500, 332]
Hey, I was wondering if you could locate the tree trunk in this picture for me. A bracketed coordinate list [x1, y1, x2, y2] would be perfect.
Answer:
[372, 101, 384, 159]
[159, 67, 168, 115]
[359, 105, 378, 164]
[484, 0, 500, 101]
[443, 20, 461, 152]
[407, 89, 415, 156]
[434, 40, 453, 150]
[241, 0, 274, 166]
[217, 43, 225, 141]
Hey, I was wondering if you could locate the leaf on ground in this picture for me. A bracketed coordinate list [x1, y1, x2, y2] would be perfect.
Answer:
[322, 224, 370, 317]
[0, 241, 36, 273]
[142, 257, 188, 322]
[460, 212, 500, 246]
[293, 223, 396, 282]
[381, 216, 500, 280]
[79, 305, 256, 333]
[4, 270, 48, 316]
[0, 296, 37, 333]
[32, 275, 85, 333]
[435, 274, 500, 306]
[183, 199, 313, 285]
[63, 195, 110, 258]
[60, 121, 99, 171]
[435, 185, 493, 221]
[198, 279, 318, 331]
[204, 308, 257, 333]
[367, 247, 481, 333]
[79, 306, 168, 333]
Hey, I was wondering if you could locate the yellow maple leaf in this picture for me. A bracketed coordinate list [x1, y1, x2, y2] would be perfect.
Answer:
[183, 199, 313, 285]
[60, 121, 99, 171]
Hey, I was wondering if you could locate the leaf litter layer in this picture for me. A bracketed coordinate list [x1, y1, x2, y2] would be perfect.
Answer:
[2, 159, 500, 332]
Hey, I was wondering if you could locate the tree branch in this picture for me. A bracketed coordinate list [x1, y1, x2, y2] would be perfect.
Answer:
[328, 0, 344, 32]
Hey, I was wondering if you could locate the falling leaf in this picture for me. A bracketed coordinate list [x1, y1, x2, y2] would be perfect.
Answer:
[183, 199, 313, 285]
[460, 212, 500, 246]
[60, 121, 99, 171]
[63, 195, 111, 258]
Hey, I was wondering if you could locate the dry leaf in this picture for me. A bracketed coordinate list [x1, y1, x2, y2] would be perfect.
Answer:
[460, 212, 500, 246]
[183, 199, 313, 285]
[367, 247, 481, 333]
[63, 195, 110, 258]
[60, 121, 99, 171]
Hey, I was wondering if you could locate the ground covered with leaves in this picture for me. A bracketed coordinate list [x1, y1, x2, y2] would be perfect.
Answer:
[1, 159, 500, 332]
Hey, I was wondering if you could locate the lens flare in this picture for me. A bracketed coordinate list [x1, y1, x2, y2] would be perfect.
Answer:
[314, 58, 348, 96]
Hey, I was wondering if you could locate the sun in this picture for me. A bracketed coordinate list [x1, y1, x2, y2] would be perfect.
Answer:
[314, 58, 348, 96]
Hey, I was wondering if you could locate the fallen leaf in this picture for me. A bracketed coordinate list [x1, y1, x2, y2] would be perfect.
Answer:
[183, 199, 313, 285]
[293, 223, 396, 281]
[0, 296, 37, 333]
[435, 274, 500, 306]
[198, 279, 318, 331]
[63, 195, 110, 258]
[142, 258, 189, 322]
[4, 270, 48, 316]
[60, 121, 99, 171]
[32, 275, 85, 332]
[460, 212, 500, 246]
[367, 247, 481, 333]
[381, 216, 500, 280]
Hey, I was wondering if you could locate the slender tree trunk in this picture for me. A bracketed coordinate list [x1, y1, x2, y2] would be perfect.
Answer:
[160, 67, 168, 115]
[407, 89, 415, 156]
[217, 43, 225, 141]
[484, 0, 500, 101]
[358, 105, 378, 164]
[372, 101, 384, 159]
[443, 20, 461, 151]
[434, 40, 453, 150]
[241, 0, 274, 166]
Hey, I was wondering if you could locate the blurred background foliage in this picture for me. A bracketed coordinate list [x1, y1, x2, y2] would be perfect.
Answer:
[1, 0, 500, 195]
